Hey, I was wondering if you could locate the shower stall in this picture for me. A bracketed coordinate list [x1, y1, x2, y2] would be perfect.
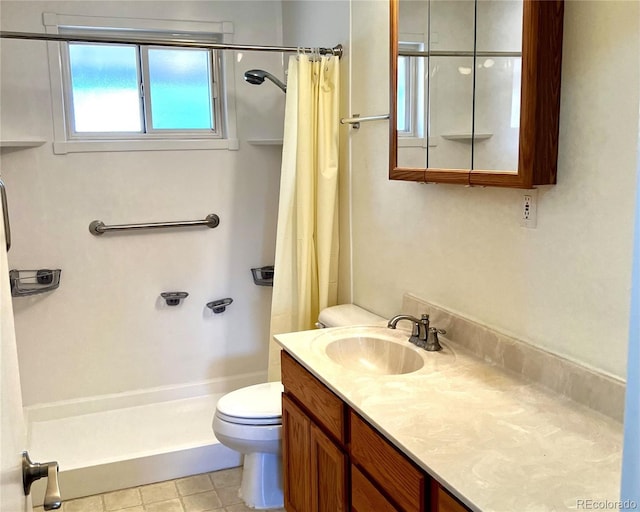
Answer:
[0, 0, 309, 504]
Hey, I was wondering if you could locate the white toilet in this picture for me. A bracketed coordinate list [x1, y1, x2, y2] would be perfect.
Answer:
[212, 304, 385, 509]
[213, 381, 284, 509]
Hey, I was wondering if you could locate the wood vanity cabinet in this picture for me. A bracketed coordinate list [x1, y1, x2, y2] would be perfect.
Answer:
[281, 351, 348, 512]
[281, 351, 471, 512]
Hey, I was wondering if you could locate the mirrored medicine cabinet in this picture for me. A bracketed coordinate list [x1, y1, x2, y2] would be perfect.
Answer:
[390, 0, 564, 188]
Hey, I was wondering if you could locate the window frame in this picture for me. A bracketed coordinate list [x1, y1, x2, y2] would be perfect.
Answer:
[397, 40, 431, 149]
[44, 12, 238, 154]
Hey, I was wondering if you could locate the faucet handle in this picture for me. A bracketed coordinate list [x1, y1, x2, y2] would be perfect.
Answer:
[425, 327, 444, 352]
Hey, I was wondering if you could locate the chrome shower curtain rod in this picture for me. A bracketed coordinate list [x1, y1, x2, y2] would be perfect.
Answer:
[0, 30, 343, 58]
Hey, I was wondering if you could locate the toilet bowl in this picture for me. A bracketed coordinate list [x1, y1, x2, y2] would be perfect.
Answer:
[212, 381, 284, 509]
[212, 304, 385, 509]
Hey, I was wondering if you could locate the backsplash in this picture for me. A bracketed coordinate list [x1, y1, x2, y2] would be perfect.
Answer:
[402, 293, 626, 421]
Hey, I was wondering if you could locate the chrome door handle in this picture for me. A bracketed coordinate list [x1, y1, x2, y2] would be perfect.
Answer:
[0, 178, 10, 252]
[22, 451, 62, 510]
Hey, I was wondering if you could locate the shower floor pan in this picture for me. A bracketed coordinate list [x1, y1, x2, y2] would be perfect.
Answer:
[26, 393, 242, 506]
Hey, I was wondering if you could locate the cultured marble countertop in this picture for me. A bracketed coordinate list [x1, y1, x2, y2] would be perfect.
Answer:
[275, 326, 623, 512]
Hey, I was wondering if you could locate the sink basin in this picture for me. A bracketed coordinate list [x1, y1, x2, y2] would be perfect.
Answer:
[317, 327, 425, 375]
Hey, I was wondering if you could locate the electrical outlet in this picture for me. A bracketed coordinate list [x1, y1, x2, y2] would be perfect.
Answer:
[521, 193, 537, 228]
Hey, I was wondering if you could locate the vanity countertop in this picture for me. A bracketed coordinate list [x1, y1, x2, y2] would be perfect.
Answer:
[274, 326, 623, 512]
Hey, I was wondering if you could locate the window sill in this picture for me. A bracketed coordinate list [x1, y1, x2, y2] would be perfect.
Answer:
[53, 138, 239, 154]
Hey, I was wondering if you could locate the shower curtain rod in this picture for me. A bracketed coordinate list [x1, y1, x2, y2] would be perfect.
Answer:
[0, 31, 343, 58]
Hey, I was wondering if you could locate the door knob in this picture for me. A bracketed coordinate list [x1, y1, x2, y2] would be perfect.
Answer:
[22, 451, 61, 510]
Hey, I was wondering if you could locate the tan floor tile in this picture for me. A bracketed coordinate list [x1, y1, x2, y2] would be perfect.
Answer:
[110, 507, 144, 512]
[215, 486, 242, 506]
[224, 505, 251, 512]
[176, 474, 214, 496]
[144, 498, 184, 512]
[62, 495, 104, 512]
[224, 505, 284, 512]
[209, 467, 242, 489]
[103, 488, 141, 510]
[140, 481, 178, 504]
[33, 507, 44, 512]
[182, 490, 223, 512]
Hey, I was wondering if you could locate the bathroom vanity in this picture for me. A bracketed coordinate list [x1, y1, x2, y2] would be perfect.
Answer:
[281, 350, 466, 512]
[276, 325, 622, 512]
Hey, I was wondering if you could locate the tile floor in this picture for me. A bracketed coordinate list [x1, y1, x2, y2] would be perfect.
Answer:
[34, 467, 286, 512]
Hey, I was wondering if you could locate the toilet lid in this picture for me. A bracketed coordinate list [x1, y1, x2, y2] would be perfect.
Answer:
[216, 382, 283, 421]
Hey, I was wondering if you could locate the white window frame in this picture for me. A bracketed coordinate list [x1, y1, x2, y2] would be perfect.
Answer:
[44, 13, 239, 154]
[397, 38, 435, 149]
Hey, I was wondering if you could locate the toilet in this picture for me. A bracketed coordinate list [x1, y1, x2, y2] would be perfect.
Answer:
[211, 304, 385, 509]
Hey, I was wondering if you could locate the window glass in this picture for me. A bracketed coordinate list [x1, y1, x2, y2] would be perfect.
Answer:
[147, 48, 213, 130]
[68, 44, 142, 132]
[397, 55, 408, 132]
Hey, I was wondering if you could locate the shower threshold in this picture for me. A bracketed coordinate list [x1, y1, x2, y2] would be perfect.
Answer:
[26, 393, 242, 506]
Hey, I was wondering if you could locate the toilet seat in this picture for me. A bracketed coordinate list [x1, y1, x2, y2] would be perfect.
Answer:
[215, 411, 281, 426]
[215, 382, 283, 426]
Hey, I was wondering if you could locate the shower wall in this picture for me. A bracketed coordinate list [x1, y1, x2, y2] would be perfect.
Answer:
[0, 1, 286, 407]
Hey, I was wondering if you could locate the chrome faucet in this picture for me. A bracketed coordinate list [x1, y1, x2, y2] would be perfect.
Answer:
[387, 313, 444, 351]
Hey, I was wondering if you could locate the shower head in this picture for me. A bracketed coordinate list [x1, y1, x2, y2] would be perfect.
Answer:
[244, 69, 287, 93]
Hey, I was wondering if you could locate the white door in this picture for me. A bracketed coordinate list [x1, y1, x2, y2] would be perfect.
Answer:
[0, 186, 31, 512]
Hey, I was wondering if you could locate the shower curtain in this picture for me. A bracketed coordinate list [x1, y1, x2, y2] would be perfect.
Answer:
[267, 54, 340, 381]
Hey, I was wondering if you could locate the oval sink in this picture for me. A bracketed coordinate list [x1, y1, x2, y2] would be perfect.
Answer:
[323, 333, 424, 375]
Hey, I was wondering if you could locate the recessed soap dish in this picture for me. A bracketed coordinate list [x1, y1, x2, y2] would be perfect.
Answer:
[10, 269, 61, 297]
[207, 297, 233, 314]
[251, 266, 274, 286]
[161, 292, 188, 306]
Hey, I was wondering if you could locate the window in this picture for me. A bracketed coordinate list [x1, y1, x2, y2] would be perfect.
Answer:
[397, 42, 425, 141]
[66, 43, 220, 136]
[44, 13, 238, 153]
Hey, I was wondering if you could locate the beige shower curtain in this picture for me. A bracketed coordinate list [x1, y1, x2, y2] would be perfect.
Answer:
[267, 54, 340, 381]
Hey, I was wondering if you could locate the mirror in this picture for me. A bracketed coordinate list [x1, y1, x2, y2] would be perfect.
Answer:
[390, 0, 564, 188]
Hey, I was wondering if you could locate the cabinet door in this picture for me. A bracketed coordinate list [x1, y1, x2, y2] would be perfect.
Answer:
[390, 0, 564, 188]
[310, 423, 347, 512]
[283, 394, 311, 512]
[283, 394, 348, 512]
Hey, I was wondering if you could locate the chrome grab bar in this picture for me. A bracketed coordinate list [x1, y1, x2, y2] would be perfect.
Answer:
[340, 114, 390, 129]
[0, 178, 10, 251]
[89, 213, 220, 236]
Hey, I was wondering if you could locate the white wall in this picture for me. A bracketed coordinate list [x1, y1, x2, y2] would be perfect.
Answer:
[350, 0, 639, 379]
[0, 1, 286, 406]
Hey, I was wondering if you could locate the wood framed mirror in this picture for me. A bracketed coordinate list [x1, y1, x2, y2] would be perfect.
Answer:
[389, 0, 564, 188]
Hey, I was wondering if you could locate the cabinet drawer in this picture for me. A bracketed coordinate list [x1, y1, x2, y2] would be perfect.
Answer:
[350, 411, 426, 512]
[281, 351, 346, 443]
[351, 464, 399, 512]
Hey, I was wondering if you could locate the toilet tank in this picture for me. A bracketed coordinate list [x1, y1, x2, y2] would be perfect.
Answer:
[317, 304, 386, 328]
